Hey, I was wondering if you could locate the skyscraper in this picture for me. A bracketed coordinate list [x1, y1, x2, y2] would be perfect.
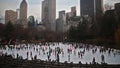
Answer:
[95, 0, 103, 19]
[71, 6, 76, 17]
[56, 10, 66, 33]
[80, 0, 94, 17]
[115, 3, 120, 27]
[80, 0, 103, 18]
[16, 9, 20, 20]
[0, 15, 3, 23]
[20, 0, 28, 28]
[42, 0, 49, 30]
[5, 10, 17, 24]
[42, 0, 56, 31]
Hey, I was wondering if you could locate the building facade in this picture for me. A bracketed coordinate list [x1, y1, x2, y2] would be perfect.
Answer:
[56, 19, 61, 33]
[95, 0, 103, 19]
[71, 6, 76, 17]
[115, 3, 120, 12]
[56, 10, 66, 33]
[42, 0, 47, 23]
[20, 0, 28, 28]
[0, 15, 3, 23]
[42, 0, 56, 31]
[16, 9, 20, 20]
[80, 0, 103, 18]
[115, 3, 120, 28]
[5, 10, 17, 24]
[80, 0, 94, 17]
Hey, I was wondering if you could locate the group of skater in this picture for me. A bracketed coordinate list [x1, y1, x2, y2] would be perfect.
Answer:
[0, 42, 120, 64]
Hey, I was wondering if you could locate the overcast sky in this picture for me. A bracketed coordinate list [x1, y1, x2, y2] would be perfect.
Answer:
[0, 0, 120, 22]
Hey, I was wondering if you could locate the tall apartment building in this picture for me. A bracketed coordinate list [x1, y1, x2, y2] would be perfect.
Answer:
[71, 6, 76, 17]
[16, 9, 20, 20]
[56, 10, 66, 33]
[42, 0, 49, 30]
[42, 0, 56, 31]
[20, 0, 28, 28]
[80, 0, 103, 18]
[80, 0, 94, 17]
[95, 0, 103, 19]
[115, 3, 120, 12]
[5, 10, 17, 24]
[115, 3, 120, 27]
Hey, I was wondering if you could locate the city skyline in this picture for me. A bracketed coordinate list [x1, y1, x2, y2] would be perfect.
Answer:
[0, 0, 120, 23]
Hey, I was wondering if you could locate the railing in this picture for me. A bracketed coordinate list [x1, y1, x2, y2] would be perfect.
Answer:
[0, 55, 120, 68]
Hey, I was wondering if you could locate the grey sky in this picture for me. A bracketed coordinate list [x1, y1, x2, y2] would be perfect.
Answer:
[0, 0, 120, 22]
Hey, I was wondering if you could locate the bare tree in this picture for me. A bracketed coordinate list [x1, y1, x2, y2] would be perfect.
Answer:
[104, 4, 113, 11]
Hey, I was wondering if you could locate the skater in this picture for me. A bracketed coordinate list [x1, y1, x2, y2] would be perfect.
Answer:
[34, 55, 37, 60]
[27, 51, 29, 60]
[92, 57, 96, 64]
[101, 54, 105, 63]
[56, 53, 59, 63]
[68, 54, 70, 62]
[78, 52, 80, 58]
[47, 52, 50, 61]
